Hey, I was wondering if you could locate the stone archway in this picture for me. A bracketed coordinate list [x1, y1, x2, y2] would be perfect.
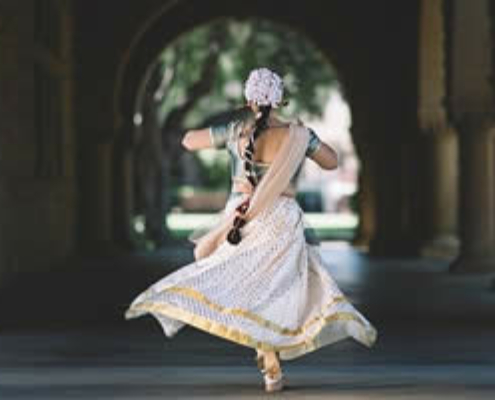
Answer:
[70, 0, 421, 256]
[112, 7, 378, 250]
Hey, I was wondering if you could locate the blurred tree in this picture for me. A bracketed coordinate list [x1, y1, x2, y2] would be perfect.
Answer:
[135, 18, 337, 248]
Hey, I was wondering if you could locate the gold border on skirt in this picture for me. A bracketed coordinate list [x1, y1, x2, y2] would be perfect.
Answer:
[164, 286, 348, 336]
[126, 300, 372, 354]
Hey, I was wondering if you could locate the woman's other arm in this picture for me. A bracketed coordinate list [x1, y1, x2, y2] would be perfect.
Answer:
[305, 128, 339, 170]
[309, 142, 339, 170]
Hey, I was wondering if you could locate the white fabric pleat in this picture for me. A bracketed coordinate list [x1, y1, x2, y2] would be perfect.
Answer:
[125, 194, 378, 360]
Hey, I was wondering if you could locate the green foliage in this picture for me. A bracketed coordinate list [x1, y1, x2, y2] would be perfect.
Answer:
[157, 18, 337, 128]
[195, 149, 230, 189]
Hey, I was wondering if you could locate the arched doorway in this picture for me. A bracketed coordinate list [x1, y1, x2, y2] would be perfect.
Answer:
[115, 17, 361, 252]
[110, 1, 411, 256]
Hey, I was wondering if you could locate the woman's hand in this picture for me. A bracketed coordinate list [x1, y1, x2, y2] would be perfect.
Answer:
[181, 128, 213, 151]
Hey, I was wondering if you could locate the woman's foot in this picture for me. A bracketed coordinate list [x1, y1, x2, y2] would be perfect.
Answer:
[264, 365, 284, 393]
[262, 351, 284, 393]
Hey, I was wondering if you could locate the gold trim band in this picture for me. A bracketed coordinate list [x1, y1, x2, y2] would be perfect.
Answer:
[165, 286, 347, 337]
[127, 300, 372, 355]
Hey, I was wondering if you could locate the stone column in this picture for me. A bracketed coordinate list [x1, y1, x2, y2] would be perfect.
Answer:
[352, 156, 376, 249]
[77, 140, 114, 253]
[450, 119, 495, 273]
[369, 135, 419, 257]
[112, 125, 135, 249]
[420, 127, 459, 257]
[417, 0, 459, 258]
[347, 95, 377, 251]
[447, 0, 495, 273]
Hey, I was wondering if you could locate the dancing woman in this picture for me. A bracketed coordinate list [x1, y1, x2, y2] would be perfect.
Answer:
[125, 67, 377, 393]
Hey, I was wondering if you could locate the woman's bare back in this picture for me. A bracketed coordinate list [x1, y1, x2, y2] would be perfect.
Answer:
[238, 125, 290, 165]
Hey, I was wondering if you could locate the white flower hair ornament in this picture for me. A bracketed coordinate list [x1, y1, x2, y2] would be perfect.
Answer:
[244, 68, 284, 108]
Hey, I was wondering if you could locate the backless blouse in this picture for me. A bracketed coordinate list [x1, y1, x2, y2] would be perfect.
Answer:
[208, 108, 322, 197]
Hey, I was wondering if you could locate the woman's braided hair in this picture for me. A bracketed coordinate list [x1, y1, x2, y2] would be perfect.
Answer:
[226, 105, 272, 245]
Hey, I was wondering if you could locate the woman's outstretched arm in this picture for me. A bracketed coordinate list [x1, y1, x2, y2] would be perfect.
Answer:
[181, 128, 212, 151]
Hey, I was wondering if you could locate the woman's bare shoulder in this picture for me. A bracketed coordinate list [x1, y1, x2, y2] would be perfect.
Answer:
[261, 126, 289, 144]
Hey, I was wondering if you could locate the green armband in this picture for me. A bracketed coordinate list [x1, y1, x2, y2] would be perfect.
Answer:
[306, 128, 323, 156]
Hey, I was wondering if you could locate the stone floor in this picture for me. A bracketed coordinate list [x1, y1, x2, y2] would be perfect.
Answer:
[1, 243, 495, 399]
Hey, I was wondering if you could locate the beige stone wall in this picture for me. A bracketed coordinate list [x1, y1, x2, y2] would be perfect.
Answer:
[0, 0, 77, 286]
[1, 0, 493, 281]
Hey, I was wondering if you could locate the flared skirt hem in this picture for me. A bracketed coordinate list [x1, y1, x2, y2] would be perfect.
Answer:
[125, 299, 377, 360]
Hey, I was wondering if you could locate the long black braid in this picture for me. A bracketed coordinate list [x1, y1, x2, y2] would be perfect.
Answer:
[226, 105, 272, 245]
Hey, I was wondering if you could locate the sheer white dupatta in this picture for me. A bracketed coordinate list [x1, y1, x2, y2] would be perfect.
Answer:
[191, 122, 310, 260]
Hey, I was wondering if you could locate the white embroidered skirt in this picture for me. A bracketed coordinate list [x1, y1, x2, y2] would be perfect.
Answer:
[124, 194, 378, 360]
